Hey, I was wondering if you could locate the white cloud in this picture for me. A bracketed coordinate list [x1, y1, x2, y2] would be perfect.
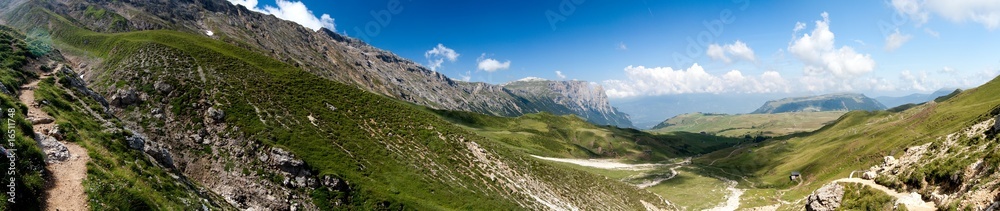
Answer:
[226, 0, 335, 31]
[885, 29, 912, 52]
[788, 12, 876, 79]
[891, 0, 1000, 30]
[459, 71, 472, 81]
[793, 22, 806, 32]
[555, 71, 567, 79]
[706, 40, 756, 63]
[923, 28, 940, 37]
[618, 42, 628, 50]
[477, 54, 510, 72]
[891, 0, 930, 25]
[602, 63, 790, 98]
[424, 44, 459, 71]
[706, 44, 729, 63]
[940, 66, 955, 74]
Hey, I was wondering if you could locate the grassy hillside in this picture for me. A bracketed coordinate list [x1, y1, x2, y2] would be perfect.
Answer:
[649, 111, 846, 137]
[698, 75, 1000, 208]
[0, 27, 47, 210]
[435, 110, 741, 162]
[9, 5, 674, 209]
[2, 24, 231, 210]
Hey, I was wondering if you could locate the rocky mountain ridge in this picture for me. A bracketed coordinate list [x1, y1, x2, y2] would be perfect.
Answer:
[4, 0, 633, 128]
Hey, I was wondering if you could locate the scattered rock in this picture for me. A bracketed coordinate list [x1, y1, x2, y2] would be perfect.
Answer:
[28, 116, 55, 125]
[110, 89, 141, 107]
[883, 156, 897, 168]
[0, 82, 10, 95]
[34, 133, 71, 163]
[806, 183, 844, 211]
[146, 147, 174, 168]
[154, 81, 174, 93]
[126, 129, 146, 150]
[48, 125, 64, 140]
[994, 115, 999, 132]
[207, 107, 225, 123]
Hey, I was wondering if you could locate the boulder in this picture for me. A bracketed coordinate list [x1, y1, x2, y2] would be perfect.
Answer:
[125, 129, 146, 150]
[28, 116, 55, 125]
[34, 133, 70, 163]
[154, 81, 173, 93]
[207, 107, 225, 123]
[48, 125, 64, 141]
[994, 115, 1000, 132]
[883, 156, 897, 168]
[861, 171, 878, 180]
[110, 89, 141, 107]
[146, 147, 174, 168]
[806, 183, 844, 211]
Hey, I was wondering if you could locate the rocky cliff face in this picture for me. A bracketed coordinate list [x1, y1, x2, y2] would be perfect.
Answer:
[752, 93, 886, 114]
[504, 78, 632, 127]
[7, 0, 632, 127]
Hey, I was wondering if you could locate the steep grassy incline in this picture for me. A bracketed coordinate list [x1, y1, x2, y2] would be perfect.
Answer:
[436, 110, 740, 162]
[649, 111, 846, 137]
[1, 25, 231, 210]
[9, 5, 674, 210]
[0, 26, 47, 210]
[701, 75, 1000, 208]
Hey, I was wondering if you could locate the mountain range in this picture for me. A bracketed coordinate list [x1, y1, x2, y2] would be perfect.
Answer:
[751, 93, 886, 114]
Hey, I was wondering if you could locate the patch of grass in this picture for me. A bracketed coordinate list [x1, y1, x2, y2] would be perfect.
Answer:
[646, 168, 728, 210]
[839, 183, 895, 210]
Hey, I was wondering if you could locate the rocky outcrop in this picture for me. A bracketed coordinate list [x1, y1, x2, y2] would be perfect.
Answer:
[110, 88, 141, 107]
[504, 78, 633, 128]
[33, 133, 70, 163]
[58, 66, 109, 108]
[806, 183, 844, 211]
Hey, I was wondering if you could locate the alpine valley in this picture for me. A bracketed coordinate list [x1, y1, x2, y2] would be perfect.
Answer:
[0, 0, 997, 211]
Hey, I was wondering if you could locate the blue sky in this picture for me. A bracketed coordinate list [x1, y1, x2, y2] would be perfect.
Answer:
[227, 0, 1000, 98]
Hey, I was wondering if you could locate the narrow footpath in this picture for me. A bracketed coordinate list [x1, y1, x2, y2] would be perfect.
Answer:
[19, 69, 90, 211]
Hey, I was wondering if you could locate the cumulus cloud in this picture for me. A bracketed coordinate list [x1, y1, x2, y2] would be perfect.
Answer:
[706, 41, 756, 64]
[226, 0, 335, 31]
[885, 29, 912, 52]
[788, 12, 875, 79]
[424, 44, 459, 71]
[555, 71, 567, 79]
[477, 54, 510, 72]
[892, 0, 1000, 30]
[602, 64, 790, 98]
[617, 42, 628, 50]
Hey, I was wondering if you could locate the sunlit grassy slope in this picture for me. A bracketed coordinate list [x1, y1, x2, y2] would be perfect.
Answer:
[698, 74, 1000, 203]
[649, 111, 847, 137]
